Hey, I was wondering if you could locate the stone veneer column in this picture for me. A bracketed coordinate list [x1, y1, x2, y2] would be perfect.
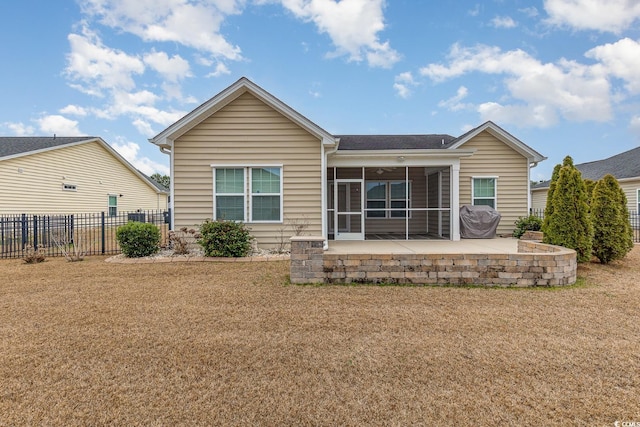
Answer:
[290, 236, 326, 284]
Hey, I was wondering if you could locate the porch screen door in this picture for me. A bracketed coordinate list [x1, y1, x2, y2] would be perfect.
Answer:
[335, 179, 364, 240]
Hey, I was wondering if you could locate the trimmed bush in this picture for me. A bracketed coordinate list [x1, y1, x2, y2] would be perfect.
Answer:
[198, 220, 252, 257]
[543, 156, 593, 262]
[116, 221, 161, 258]
[513, 215, 543, 239]
[591, 174, 634, 264]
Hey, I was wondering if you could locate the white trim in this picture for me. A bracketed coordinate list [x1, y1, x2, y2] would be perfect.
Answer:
[471, 176, 499, 209]
[212, 167, 247, 222]
[107, 193, 118, 217]
[451, 164, 460, 240]
[212, 165, 284, 223]
[249, 166, 284, 223]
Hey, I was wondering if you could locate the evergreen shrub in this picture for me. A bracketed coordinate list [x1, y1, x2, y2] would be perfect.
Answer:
[116, 221, 161, 258]
[198, 219, 252, 257]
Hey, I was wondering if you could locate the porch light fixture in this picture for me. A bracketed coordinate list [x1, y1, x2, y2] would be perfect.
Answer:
[376, 168, 385, 175]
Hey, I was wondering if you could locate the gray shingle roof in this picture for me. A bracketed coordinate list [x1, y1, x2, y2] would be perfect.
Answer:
[532, 145, 640, 189]
[0, 136, 95, 158]
[336, 134, 456, 150]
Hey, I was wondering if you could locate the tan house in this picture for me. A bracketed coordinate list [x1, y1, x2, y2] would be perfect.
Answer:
[532, 146, 640, 214]
[0, 136, 168, 215]
[150, 77, 546, 248]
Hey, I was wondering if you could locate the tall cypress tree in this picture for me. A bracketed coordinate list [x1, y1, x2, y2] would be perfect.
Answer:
[542, 163, 562, 233]
[543, 157, 593, 262]
[591, 174, 634, 263]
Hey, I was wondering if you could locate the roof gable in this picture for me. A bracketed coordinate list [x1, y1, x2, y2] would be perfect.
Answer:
[150, 77, 337, 148]
[0, 136, 167, 194]
[449, 121, 546, 164]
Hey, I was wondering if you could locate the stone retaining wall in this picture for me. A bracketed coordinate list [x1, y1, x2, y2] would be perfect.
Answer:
[290, 236, 577, 287]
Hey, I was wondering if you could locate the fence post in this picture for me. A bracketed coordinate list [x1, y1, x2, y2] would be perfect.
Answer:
[21, 214, 28, 249]
[33, 215, 38, 249]
[101, 211, 106, 254]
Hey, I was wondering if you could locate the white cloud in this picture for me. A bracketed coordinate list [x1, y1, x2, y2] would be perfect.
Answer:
[393, 72, 418, 99]
[468, 4, 481, 17]
[544, 0, 640, 34]
[143, 50, 192, 82]
[438, 86, 471, 112]
[477, 102, 558, 128]
[36, 115, 83, 136]
[519, 7, 539, 18]
[279, 0, 400, 68]
[66, 26, 145, 95]
[59, 105, 88, 116]
[491, 16, 517, 29]
[4, 122, 35, 136]
[420, 43, 612, 127]
[586, 38, 640, 94]
[133, 118, 155, 136]
[80, 0, 243, 60]
[110, 139, 170, 175]
[206, 62, 231, 78]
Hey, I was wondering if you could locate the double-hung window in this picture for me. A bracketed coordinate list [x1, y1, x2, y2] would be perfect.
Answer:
[108, 195, 118, 217]
[366, 180, 410, 218]
[215, 168, 245, 221]
[251, 167, 282, 222]
[213, 166, 283, 222]
[637, 189, 640, 212]
[472, 177, 497, 208]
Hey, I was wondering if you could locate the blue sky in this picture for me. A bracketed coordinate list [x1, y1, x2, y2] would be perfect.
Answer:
[2, 0, 640, 181]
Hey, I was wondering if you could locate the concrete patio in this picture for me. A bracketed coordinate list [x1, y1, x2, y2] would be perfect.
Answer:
[327, 238, 519, 255]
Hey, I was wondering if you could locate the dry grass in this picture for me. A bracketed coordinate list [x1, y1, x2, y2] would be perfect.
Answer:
[1, 248, 639, 426]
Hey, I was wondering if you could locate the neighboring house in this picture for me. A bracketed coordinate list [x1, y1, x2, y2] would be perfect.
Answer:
[532, 146, 640, 213]
[150, 77, 545, 247]
[0, 136, 168, 215]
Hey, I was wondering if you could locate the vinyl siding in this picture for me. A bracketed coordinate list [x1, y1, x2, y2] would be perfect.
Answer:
[0, 141, 167, 214]
[459, 131, 529, 236]
[531, 188, 547, 211]
[173, 92, 323, 248]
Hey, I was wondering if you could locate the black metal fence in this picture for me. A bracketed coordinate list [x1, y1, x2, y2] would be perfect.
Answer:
[530, 208, 640, 243]
[0, 210, 170, 259]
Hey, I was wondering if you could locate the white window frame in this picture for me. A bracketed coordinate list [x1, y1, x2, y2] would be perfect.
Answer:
[211, 164, 283, 223]
[249, 166, 284, 223]
[636, 189, 640, 212]
[108, 194, 118, 217]
[365, 180, 411, 219]
[471, 176, 498, 209]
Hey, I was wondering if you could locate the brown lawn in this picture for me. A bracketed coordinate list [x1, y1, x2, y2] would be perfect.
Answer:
[1, 247, 639, 426]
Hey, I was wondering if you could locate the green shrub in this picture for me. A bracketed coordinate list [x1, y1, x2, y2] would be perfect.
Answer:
[513, 215, 543, 239]
[543, 156, 593, 262]
[116, 221, 161, 258]
[591, 174, 634, 264]
[198, 219, 252, 257]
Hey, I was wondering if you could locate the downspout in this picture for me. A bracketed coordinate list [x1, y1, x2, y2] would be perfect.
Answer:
[321, 138, 340, 250]
[156, 142, 174, 229]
